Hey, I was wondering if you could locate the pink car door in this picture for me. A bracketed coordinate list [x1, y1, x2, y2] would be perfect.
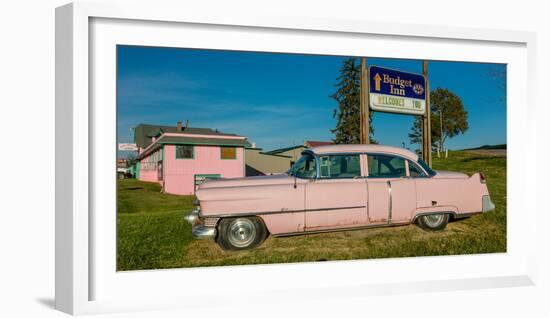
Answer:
[366, 154, 416, 224]
[305, 154, 369, 231]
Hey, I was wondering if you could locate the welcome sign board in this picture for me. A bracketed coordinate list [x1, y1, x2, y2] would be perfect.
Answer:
[369, 66, 427, 115]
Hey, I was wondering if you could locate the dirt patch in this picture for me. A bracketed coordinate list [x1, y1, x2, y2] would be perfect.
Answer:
[465, 149, 506, 157]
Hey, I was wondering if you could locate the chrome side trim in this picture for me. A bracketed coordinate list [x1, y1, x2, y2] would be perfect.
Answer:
[387, 180, 392, 223]
[315, 154, 321, 178]
[203, 205, 367, 218]
[273, 221, 410, 237]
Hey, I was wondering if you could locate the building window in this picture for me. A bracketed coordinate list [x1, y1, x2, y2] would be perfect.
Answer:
[220, 146, 237, 159]
[175, 145, 194, 159]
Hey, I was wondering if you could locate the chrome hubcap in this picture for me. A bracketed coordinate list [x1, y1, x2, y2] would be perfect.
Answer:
[227, 218, 256, 248]
[423, 214, 445, 227]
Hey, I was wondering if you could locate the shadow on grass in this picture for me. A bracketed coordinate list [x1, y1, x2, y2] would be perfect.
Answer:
[449, 216, 471, 223]
[459, 156, 501, 163]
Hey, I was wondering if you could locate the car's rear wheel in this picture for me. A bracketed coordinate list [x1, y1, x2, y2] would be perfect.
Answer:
[416, 213, 449, 231]
[216, 217, 267, 251]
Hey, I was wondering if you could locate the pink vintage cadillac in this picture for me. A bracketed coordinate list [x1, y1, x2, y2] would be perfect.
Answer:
[184, 144, 494, 250]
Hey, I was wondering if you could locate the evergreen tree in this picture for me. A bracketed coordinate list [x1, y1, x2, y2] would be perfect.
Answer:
[409, 88, 468, 151]
[330, 58, 374, 144]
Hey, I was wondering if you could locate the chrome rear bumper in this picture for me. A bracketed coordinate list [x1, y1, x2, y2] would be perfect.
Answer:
[482, 195, 495, 212]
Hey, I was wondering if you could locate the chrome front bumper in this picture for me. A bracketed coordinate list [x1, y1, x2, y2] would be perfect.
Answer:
[184, 209, 217, 239]
[482, 195, 495, 212]
[192, 225, 217, 239]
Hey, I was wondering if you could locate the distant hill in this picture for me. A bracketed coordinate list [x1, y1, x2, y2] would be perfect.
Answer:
[463, 144, 506, 150]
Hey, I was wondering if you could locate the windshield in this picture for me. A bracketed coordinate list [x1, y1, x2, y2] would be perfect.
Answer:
[287, 153, 317, 179]
[417, 159, 436, 177]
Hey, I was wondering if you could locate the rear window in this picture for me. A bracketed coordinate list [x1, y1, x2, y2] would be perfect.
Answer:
[417, 159, 436, 176]
[367, 154, 407, 178]
[408, 160, 426, 177]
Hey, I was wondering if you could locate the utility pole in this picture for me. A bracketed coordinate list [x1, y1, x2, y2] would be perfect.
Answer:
[439, 108, 444, 153]
[360, 57, 370, 144]
[422, 61, 432, 167]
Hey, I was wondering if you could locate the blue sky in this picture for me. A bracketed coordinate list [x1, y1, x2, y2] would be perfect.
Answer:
[117, 45, 506, 152]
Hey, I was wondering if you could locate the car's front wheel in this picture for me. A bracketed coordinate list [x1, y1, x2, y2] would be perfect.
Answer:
[416, 213, 450, 231]
[216, 217, 267, 251]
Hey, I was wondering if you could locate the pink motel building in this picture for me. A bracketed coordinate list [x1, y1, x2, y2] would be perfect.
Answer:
[135, 122, 250, 195]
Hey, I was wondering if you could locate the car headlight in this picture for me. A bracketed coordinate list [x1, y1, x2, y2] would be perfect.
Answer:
[184, 211, 199, 224]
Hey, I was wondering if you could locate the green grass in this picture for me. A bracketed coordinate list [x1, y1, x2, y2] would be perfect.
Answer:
[117, 180, 196, 270]
[117, 150, 506, 271]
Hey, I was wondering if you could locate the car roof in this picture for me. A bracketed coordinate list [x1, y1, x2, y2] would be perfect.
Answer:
[308, 144, 419, 161]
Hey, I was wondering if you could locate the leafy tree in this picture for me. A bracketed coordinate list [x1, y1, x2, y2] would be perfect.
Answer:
[486, 65, 506, 103]
[330, 58, 375, 144]
[409, 88, 468, 151]
[126, 153, 138, 166]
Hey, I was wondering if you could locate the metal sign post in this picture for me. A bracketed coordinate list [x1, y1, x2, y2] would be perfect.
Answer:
[422, 61, 432, 167]
[360, 57, 370, 144]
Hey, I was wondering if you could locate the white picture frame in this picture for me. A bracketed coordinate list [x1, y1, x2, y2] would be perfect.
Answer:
[55, 2, 537, 315]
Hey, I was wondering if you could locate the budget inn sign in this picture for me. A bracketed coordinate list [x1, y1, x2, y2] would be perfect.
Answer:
[369, 66, 427, 115]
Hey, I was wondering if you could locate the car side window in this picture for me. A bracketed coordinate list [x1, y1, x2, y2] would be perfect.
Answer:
[319, 154, 361, 179]
[368, 154, 407, 178]
[408, 160, 426, 177]
[289, 154, 317, 179]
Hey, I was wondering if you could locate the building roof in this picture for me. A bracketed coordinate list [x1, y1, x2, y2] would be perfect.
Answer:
[158, 135, 250, 147]
[134, 123, 242, 149]
[265, 141, 333, 155]
[263, 145, 306, 155]
[138, 134, 250, 159]
[309, 144, 418, 161]
[305, 140, 333, 147]
[245, 148, 293, 158]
